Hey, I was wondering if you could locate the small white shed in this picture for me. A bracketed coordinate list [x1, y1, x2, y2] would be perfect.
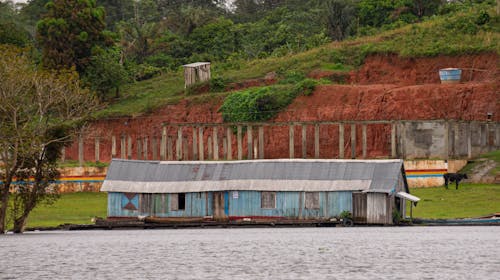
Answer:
[183, 62, 211, 88]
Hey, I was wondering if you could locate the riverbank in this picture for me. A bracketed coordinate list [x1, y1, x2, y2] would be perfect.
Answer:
[18, 183, 499, 231]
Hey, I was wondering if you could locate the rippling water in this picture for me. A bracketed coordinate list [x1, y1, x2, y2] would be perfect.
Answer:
[1, 227, 499, 279]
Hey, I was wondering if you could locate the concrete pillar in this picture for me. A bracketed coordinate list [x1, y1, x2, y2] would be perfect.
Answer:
[362, 124, 367, 159]
[223, 137, 227, 159]
[289, 124, 295, 159]
[95, 137, 100, 162]
[302, 124, 307, 159]
[152, 137, 157, 160]
[351, 124, 356, 159]
[338, 123, 344, 159]
[213, 126, 219, 160]
[247, 125, 253, 160]
[183, 137, 189, 160]
[160, 127, 167, 160]
[143, 137, 148, 160]
[452, 122, 461, 157]
[496, 123, 500, 147]
[137, 137, 142, 160]
[391, 123, 397, 158]
[237, 125, 243, 160]
[444, 121, 450, 160]
[111, 135, 116, 158]
[258, 126, 264, 159]
[61, 147, 65, 162]
[78, 133, 84, 166]
[177, 127, 183, 160]
[198, 127, 204, 161]
[192, 127, 198, 160]
[314, 124, 320, 159]
[208, 136, 213, 159]
[127, 135, 132, 159]
[121, 134, 126, 159]
[226, 127, 233, 160]
[167, 136, 173, 160]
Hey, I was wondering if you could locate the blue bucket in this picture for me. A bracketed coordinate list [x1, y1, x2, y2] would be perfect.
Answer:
[439, 68, 462, 84]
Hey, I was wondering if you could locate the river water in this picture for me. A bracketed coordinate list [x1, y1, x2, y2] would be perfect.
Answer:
[0, 227, 499, 279]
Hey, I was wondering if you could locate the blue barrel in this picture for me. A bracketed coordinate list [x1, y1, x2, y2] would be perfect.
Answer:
[439, 68, 462, 84]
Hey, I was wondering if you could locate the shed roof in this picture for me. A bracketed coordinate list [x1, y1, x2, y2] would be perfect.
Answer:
[102, 159, 406, 194]
[183, 62, 210, 68]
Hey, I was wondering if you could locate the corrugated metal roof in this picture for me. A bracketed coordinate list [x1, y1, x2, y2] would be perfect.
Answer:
[101, 159, 406, 194]
[183, 62, 210, 67]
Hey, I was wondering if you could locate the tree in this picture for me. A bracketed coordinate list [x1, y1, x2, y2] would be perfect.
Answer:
[83, 46, 128, 100]
[0, 45, 97, 234]
[324, 0, 357, 41]
[0, 1, 30, 46]
[36, 0, 108, 72]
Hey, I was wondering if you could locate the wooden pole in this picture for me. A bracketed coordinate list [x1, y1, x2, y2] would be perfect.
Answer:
[237, 125, 243, 160]
[227, 127, 233, 160]
[160, 127, 166, 160]
[247, 125, 253, 160]
[213, 126, 219, 160]
[111, 135, 116, 158]
[302, 124, 307, 159]
[362, 124, 367, 159]
[391, 123, 397, 158]
[199, 127, 204, 161]
[314, 124, 320, 159]
[351, 124, 356, 159]
[192, 126, 198, 160]
[258, 126, 264, 159]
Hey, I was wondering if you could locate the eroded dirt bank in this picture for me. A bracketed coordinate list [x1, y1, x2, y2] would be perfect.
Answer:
[65, 53, 499, 162]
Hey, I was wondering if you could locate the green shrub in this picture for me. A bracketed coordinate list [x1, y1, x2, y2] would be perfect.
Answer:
[294, 78, 319, 96]
[220, 86, 297, 123]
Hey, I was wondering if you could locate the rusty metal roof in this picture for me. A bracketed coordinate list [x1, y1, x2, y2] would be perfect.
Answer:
[101, 159, 406, 194]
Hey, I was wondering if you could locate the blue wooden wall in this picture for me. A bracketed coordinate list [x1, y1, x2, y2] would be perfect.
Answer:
[108, 191, 352, 219]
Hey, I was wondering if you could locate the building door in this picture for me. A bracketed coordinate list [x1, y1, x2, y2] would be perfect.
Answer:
[352, 192, 367, 223]
[213, 192, 228, 221]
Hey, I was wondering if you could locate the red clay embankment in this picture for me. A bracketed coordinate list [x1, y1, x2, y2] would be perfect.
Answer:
[65, 53, 499, 162]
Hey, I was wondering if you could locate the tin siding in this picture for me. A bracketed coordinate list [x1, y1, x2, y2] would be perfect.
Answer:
[228, 191, 352, 219]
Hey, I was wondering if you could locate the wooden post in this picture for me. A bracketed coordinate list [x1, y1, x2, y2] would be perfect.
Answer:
[160, 126, 167, 160]
[247, 125, 253, 160]
[226, 127, 233, 160]
[192, 127, 198, 160]
[237, 125, 243, 160]
[314, 124, 320, 159]
[121, 134, 126, 159]
[213, 126, 219, 160]
[302, 124, 307, 159]
[338, 123, 344, 159]
[466, 123, 472, 158]
[78, 133, 84, 166]
[95, 137, 100, 162]
[208, 136, 213, 159]
[111, 135, 116, 158]
[351, 124, 356, 159]
[391, 123, 397, 158]
[454, 122, 460, 157]
[258, 126, 264, 159]
[289, 124, 295, 159]
[198, 127, 204, 161]
[127, 135, 132, 159]
[167, 136, 173, 160]
[362, 124, 367, 159]
[177, 127, 182, 160]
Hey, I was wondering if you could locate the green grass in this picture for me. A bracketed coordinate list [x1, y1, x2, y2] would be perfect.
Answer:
[408, 183, 500, 219]
[460, 150, 500, 177]
[24, 192, 107, 229]
[96, 6, 499, 119]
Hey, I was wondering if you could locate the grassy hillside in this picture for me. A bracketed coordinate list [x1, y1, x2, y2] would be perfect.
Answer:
[95, 6, 500, 119]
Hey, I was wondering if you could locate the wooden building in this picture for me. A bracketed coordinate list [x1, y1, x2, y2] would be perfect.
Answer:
[101, 159, 416, 225]
[183, 62, 211, 88]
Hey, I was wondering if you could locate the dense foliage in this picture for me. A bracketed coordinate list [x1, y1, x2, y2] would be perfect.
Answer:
[0, 0, 498, 107]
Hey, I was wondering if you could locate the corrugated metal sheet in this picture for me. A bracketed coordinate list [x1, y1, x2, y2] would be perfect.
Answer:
[102, 159, 405, 194]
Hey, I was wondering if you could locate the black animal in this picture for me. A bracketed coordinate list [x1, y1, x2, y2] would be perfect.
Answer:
[443, 173, 468, 190]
